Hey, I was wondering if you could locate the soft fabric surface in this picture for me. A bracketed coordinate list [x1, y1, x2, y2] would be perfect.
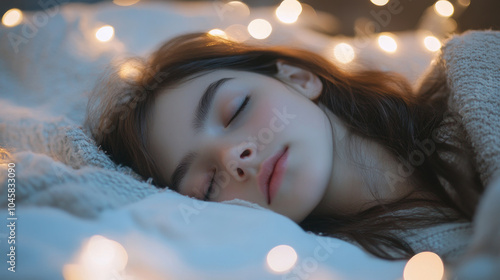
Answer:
[0, 1, 499, 279]
[441, 30, 500, 186]
[393, 30, 500, 263]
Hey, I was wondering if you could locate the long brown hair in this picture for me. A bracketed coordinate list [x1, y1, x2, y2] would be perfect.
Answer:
[85, 33, 484, 260]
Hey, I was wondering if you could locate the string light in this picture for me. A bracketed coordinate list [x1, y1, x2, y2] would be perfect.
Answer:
[423, 36, 442, 52]
[333, 43, 355, 64]
[275, 0, 303, 24]
[119, 59, 144, 81]
[404, 251, 444, 280]
[63, 235, 128, 280]
[370, 0, 390, 6]
[95, 25, 115, 42]
[113, 0, 140, 6]
[225, 1, 250, 18]
[224, 24, 250, 42]
[247, 19, 272, 40]
[266, 245, 298, 273]
[434, 0, 454, 17]
[377, 33, 398, 53]
[2, 8, 23, 27]
[444, 18, 458, 32]
[208, 28, 228, 39]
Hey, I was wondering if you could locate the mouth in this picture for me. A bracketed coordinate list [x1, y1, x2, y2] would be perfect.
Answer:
[258, 146, 289, 205]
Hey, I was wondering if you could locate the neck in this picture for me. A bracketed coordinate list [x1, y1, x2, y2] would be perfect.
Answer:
[311, 103, 417, 217]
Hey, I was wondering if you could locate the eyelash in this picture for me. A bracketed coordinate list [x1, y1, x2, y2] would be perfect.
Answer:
[225, 95, 250, 127]
[204, 95, 251, 201]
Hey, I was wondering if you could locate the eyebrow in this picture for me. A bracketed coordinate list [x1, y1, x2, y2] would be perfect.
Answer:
[170, 77, 233, 192]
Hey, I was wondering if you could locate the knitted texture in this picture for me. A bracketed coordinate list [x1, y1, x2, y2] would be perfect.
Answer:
[397, 30, 500, 263]
[442, 30, 500, 187]
[0, 117, 163, 219]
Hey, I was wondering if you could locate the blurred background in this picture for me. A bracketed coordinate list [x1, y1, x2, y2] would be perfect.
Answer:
[2, 0, 498, 84]
[2, 0, 499, 36]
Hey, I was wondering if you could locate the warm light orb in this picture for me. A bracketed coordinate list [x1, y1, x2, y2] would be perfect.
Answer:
[333, 43, 355, 64]
[81, 235, 128, 271]
[457, 0, 470, 7]
[370, 0, 390, 6]
[2, 8, 23, 27]
[85, 236, 116, 267]
[95, 25, 115, 42]
[119, 59, 144, 81]
[224, 24, 250, 42]
[208, 28, 228, 39]
[424, 36, 442, 52]
[275, 0, 303, 24]
[444, 18, 458, 32]
[248, 19, 272, 40]
[404, 251, 444, 280]
[62, 264, 88, 280]
[378, 33, 398, 53]
[113, 0, 140, 6]
[434, 0, 454, 17]
[64, 235, 128, 280]
[226, 1, 250, 18]
[266, 245, 298, 273]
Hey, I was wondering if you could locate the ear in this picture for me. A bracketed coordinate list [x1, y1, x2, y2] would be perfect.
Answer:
[275, 61, 323, 100]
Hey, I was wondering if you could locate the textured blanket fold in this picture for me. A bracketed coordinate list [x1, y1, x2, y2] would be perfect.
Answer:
[0, 120, 163, 218]
[441, 30, 500, 186]
[394, 30, 500, 262]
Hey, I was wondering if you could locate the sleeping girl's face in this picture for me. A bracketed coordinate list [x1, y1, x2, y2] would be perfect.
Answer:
[148, 62, 335, 222]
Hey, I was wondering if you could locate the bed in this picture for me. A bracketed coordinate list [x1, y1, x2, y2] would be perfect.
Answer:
[1, 1, 499, 279]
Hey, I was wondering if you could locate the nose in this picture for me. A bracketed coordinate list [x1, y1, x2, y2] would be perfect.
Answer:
[221, 141, 257, 182]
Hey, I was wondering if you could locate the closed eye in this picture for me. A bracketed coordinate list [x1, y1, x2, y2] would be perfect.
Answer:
[203, 169, 216, 201]
[226, 95, 250, 127]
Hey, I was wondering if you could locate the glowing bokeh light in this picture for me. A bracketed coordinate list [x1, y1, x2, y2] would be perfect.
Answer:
[333, 43, 355, 64]
[266, 245, 298, 273]
[62, 264, 88, 280]
[276, 0, 303, 24]
[113, 0, 140, 6]
[226, 1, 250, 18]
[444, 18, 458, 32]
[378, 33, 398, 53]
[81, 235, 128, 271]
[119, 59, 144, 81]
[247, 19, 272, 40]
[457, 0, 470, 7]
[95, 25, 115, 42]
[2, 8, 23, 27]
[423, 36, 442, 52]
[208, 28, 228, 39]
[64, 235, 129, 280]
[434, 0, 454, 17]
[404, 251, 444, 280]
[225, 24, 250, 42]
[370, 0, 390, 6]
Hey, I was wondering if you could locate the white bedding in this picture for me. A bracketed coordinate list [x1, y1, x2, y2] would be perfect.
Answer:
[0, 1, 446, 279]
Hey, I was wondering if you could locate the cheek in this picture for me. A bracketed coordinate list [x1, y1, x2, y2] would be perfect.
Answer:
[242, 98, 284, 146]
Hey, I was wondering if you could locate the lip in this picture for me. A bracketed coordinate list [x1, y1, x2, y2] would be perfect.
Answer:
[257, 146, 289, 205]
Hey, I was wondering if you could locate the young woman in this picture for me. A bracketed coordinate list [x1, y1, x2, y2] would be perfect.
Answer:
[84, 32, 483, 261]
